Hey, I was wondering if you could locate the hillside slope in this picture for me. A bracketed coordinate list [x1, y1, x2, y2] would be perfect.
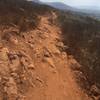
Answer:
[0, 0, 100, 100]
[0, 12, 91, 100]
[57, 11, 100, 100]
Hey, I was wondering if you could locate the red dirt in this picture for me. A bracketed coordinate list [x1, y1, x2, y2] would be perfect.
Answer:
[0, 14, 91, 100]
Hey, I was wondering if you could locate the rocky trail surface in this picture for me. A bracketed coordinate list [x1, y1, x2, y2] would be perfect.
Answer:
[0, 14, 91, 100]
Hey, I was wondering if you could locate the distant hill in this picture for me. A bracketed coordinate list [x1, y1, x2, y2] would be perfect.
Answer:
[45, 2, 77, 11]
[31, 0, 40, 3]
[30, 1, 100, 19]
[79, 9, 100, 19]
[44, 2, 100, 19]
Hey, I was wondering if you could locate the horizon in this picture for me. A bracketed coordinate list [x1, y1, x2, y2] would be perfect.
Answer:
[40, 0, 100, 10]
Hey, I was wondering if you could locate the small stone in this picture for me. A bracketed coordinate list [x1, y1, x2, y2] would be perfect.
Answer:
[51, 69, 57, 74]
[29, 44, 34, 48]
[43, 47, 52, 57]
[10, 55, 20, 71]
[91, 85, 100, 96]
[44, 51, 51, 57]
[20, 57, 29, 66]
[53, 48, 60, 55]
[5, 77, 18, 95]
[11, 73, 18, 78]
[57, 42, 64, 47]
[10, 37, 18, 45]
[45, 58, 55, 68]
[0, 42, 3, 49]
[2, 76, 9, 81]
[36, 76, 44, 85]
[18, 94, 26, 100]
[0, 47, 9, 61]
[0, 77, 2, 82]
[28, 64, 35, 70]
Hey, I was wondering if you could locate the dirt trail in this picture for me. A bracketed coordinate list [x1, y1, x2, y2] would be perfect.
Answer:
[24, 16, 91, 100]
[0, 15, 91, 100]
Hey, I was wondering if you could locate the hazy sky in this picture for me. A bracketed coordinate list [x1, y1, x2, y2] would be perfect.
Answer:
[40, 0, 100, 8]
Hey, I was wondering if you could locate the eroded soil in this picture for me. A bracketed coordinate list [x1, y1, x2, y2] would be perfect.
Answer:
[0, 14, 91, 100]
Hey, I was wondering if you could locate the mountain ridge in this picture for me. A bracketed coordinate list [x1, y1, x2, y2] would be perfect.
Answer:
[42, 1, 100, 19]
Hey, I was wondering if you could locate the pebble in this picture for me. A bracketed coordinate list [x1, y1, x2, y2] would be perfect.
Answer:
[10, 37, 18, 45]
[45, 58, 55, 68]
[28, 64, 35, 70]
[0, 47, 9, 61]
[4, 77, 18, 95]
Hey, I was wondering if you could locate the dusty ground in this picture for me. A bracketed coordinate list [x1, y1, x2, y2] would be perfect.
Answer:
[0, 14, 92, 100]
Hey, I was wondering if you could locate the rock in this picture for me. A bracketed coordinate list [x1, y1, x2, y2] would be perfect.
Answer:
[9, 55, 20, 71]
[0, 47, 9, 61]
[4, 77, 18, 99]
[43, 48, 52, 57]
[0, 42, 3, 49]
[56, 42, 64, 47]
[0, 63, 10, 76]
[20, 57, 29, 67]
[11, 73, 18, 79]
[0, 77, 2, 82]
[43, 33, 49, 38]
[47, 46, 61, 55]
[28, 64, 35, 70]
[9, 36, 18, 45]
[18, 94, 26, 100]
[56, 42, 68, 52]
[68, 58, 81, 71]
[0, 47, 10, 75]
[45, 58, 55, 68]
[91, 85, 100, 96]
[62, 52, 67, 59]
[8, 53, 20, 72]
[20, 57, 34, 71]
[2, 76, 9, 82]
[36, 76, 43, 83]
[53, 48, 61, 55]
[29, 44, 34, 48]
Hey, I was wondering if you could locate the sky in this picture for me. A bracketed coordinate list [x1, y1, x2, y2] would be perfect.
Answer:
[40, 0, 100, 9]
